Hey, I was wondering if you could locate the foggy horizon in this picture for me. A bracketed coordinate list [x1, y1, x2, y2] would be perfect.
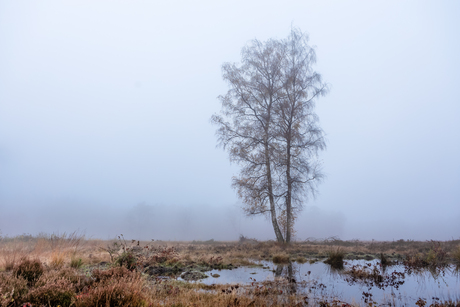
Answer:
[1, 1, 459, 242]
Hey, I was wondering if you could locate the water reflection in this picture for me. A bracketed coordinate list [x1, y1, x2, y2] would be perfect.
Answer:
[274, 263, 297, 294]
[200, 259, 460, 305]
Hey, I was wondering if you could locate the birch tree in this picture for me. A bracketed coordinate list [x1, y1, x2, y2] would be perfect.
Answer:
[211, 39, 285, 242]
[275, 29, 328, 242]
[212, 28, 328, 243]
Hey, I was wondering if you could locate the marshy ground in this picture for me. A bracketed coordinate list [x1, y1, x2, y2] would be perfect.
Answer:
[1, 233, 459, 307]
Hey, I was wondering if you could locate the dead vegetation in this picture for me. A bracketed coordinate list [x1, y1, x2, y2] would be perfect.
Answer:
[1, 234, 459, 306]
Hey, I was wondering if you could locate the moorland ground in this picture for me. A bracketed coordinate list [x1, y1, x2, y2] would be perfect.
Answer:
[1, 233, 459, 307]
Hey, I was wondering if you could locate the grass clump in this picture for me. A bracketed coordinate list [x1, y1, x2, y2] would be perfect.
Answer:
[70, 256, 84, 269]
[50, 251, 66, 268]
[451, 245, 460, 264]
[272, 253, 290, 264]
[324, 248, 345, 269]
[380, 253, 389, 266]
[296, 256, 307, 263]
[405, 241, 449, 269]
[75, 275, 147, 307]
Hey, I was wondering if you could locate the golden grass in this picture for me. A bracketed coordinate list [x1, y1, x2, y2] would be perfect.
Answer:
[2, 235, 460, 271]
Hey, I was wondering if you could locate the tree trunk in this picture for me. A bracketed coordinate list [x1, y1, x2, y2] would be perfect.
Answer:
[265, 140, 285, 243]
[285, 136, 292, 243]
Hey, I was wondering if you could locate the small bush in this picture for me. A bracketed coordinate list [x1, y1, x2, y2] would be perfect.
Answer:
[324, 248, 345, 269]
[35, 267, 88, 292]
[13, 258, 44, 285]
[115, 251, 137, 270]
[75, 276, 147, 307]
[0, 274, 29, 305]
[272, 254, 290, 264]
[26, 278, 75, 307]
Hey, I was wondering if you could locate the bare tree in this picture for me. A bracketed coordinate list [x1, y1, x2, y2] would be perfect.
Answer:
[274, 29, 328, 243]
[212, 28, 328, 243]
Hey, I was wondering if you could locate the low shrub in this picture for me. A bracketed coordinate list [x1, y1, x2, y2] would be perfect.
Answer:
[75, 276, 147, 307]
[35, 267, 88, 292]
[26, 278, 75, 307]
[115, 251, 137, 270]
[13, 258, 44, 285]
[0, 273, 29, 305]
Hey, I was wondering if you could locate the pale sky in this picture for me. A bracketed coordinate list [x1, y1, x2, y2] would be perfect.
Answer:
[0, 1, 459, 241]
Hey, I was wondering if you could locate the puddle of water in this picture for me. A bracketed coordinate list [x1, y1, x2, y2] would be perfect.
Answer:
[192, 260, 460, 305]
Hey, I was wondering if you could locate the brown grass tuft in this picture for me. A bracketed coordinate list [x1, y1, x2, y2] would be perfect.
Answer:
[324, 248, 345, 269]
[75, 275, 147, 307]
[272, 253, 290, 264]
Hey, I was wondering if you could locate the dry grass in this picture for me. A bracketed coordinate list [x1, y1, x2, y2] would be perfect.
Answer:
[451, 245, 460, 264]
[3, 235, 459, 271]
[272, 253, 290, 264]
[1, 234, 460, 306]
[324, 248, 345, 269]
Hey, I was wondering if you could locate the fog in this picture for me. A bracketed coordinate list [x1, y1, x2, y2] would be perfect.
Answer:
[1, 1, 459, 241]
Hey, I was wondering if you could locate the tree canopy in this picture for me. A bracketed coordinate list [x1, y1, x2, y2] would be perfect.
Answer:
[212, 28, 328, 243]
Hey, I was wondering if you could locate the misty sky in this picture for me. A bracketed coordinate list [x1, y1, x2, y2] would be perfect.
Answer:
[1, 1, 459, 241]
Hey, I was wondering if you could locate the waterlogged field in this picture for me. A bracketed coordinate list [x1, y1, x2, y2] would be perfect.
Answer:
[0, 233, 459, 307]
[198, 260, 460, 306]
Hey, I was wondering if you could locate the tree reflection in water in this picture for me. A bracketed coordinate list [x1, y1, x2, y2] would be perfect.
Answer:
[274, 263, 297, 294]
